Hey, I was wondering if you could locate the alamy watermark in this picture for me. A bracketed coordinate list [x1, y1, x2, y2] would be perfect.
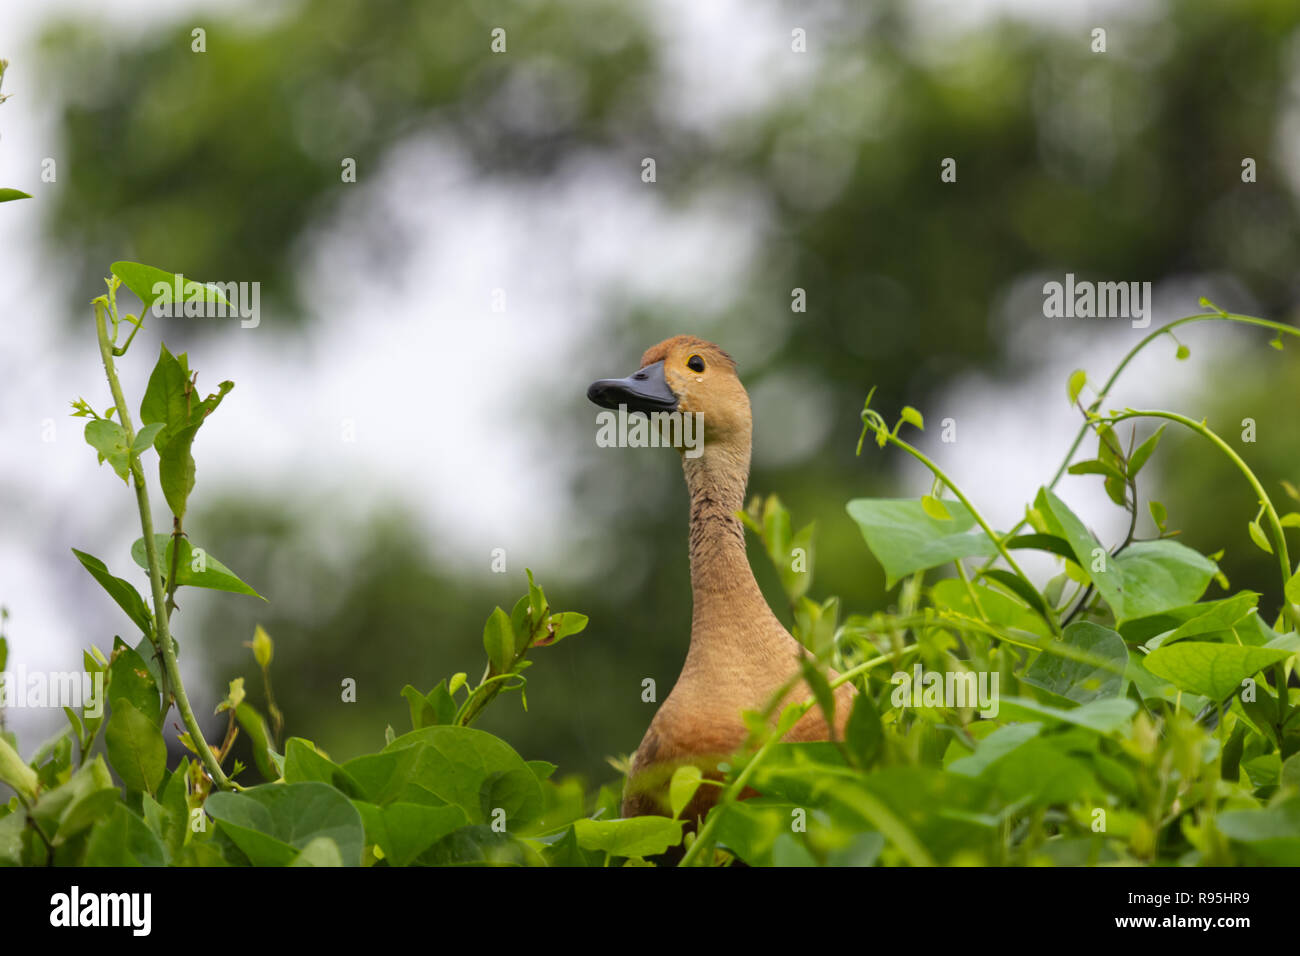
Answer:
[149, 274, 261, 329]
[890, 662, 999, 717]
[49, 886, 151, 936]
[1042, 273, 1152, 329]
[595, 406, 705, 459]
[0, 666, 104, 718]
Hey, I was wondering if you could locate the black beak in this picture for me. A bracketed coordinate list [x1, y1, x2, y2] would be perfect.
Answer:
[587, 360, 678, 414]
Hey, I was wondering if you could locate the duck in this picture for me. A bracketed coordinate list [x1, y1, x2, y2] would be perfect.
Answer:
[588, 335, 855, 821]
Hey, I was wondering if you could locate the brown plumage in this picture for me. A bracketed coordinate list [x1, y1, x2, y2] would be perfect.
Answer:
[587, 335, 855, 822]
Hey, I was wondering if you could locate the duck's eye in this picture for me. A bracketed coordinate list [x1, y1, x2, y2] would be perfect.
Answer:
[687, 355, 705, 373]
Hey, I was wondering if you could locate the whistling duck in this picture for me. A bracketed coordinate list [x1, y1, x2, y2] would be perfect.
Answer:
[588, 335, 855, 820]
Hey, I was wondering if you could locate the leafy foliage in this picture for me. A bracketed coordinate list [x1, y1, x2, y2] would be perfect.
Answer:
[0, 59, 29, 205]
[1, 268, 1297, 866]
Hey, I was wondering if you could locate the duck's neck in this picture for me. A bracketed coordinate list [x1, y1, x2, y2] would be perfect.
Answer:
[682, 442, 779, 658]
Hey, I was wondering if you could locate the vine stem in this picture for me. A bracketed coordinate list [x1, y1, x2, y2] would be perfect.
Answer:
[984, 310, 1300, 562]
[860, 417, 1062, 637]
[93, 299, 231, 790]
[1101, 408, 1300, 631]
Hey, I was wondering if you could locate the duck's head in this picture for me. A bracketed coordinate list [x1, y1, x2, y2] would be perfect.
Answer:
[587, 335, 751, 452]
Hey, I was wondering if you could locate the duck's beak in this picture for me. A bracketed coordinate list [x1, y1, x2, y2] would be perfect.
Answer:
[587, 360, 679, 414]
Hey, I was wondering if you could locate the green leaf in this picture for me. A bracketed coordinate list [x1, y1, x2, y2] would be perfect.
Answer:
[84, 804, 166, 866]
[83, 419, 131, 481]
[711, 799, 799, 866]
[1067, 459, 1128, 484]
[111, 261, 231, 312]
[823, 768, 990, 864]
[1040, 489, 1217, 621]
[1023, 621, 1128, 703]
[1005, 533, 1076, 562]
[949, 723, 1042, 777]
[30, 756, 119, 842]
[105, 699, 166, 795]
[205, 781, 365, 867]
[33, 734, 73, 793]
[70, 549, 153, 637]
[427, 681, 456, 725]
[994, 696, 1137, 734]
[0, 809, 28, 865]
[762, 496, 793, 571]
[401, 684, 437, 730]
[130, 534, 264, 600]
[920, 494, 950, 520]
[799, 658, 837, 736]
[107, 636, 161, 724]
[527, 760, 558, 782]
[401, 681, 456, 730]
[573, 816, 684, 858]
[845, 692, 883, 768]
[669, 766, 703, 819]
[541, 825, 601, 866]
[1287, 569, 1300, 608]
[483, 607, 514, 673]
[131, 422, 165, 455]
[1110, 541, 1220, 621]
[282, 738, 364, 797]
[251, 624, 274, 669]
[525, 568, 548, 621]
[1128, 425, 1165, 478]
[1248, 520, 1273, 554]
[778, 521, 815, 603]
[930, 579, 1048, 636]
[289, 836, 344, 867]
[1143, 642, 1293, 701]
[1103, 474, 1127, 508]
[154, 757, 190, 858]
[0, 736, 38, 802]
[420, 824, 540, 865]
[1121, 592, 1260, 648]
[376, 725, 545, 827]
[899, 406, 924, 431]
[0, 188, 32, 203]
[980, 568, 1049, 618]
[235, 702, 278, 780]
[539, 611, 589, 647]
[846, 498, 997, 588]
[352, 800, 467, 867]
[138, 343, 233, 519]
[774, 832, 831, 866]
[1033, 486, 1122, 601]
[340, 749, 418, 806]
[980, 737, 1098, 806]
[1066, 369, 1086, 404]
[1215, 797, 1300, 865]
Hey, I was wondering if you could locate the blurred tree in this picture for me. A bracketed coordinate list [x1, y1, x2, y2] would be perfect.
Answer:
[37, 0, 1300, 779]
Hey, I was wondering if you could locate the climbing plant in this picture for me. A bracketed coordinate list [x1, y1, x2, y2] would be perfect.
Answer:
[0, 58, 32, 208]
[0, 263, 600, 866]
[0, 265, 1297, 866]
[677, 302, 1300, 867]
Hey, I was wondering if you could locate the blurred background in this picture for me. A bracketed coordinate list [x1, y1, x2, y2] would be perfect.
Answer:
[1, 0, 1298, 786]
